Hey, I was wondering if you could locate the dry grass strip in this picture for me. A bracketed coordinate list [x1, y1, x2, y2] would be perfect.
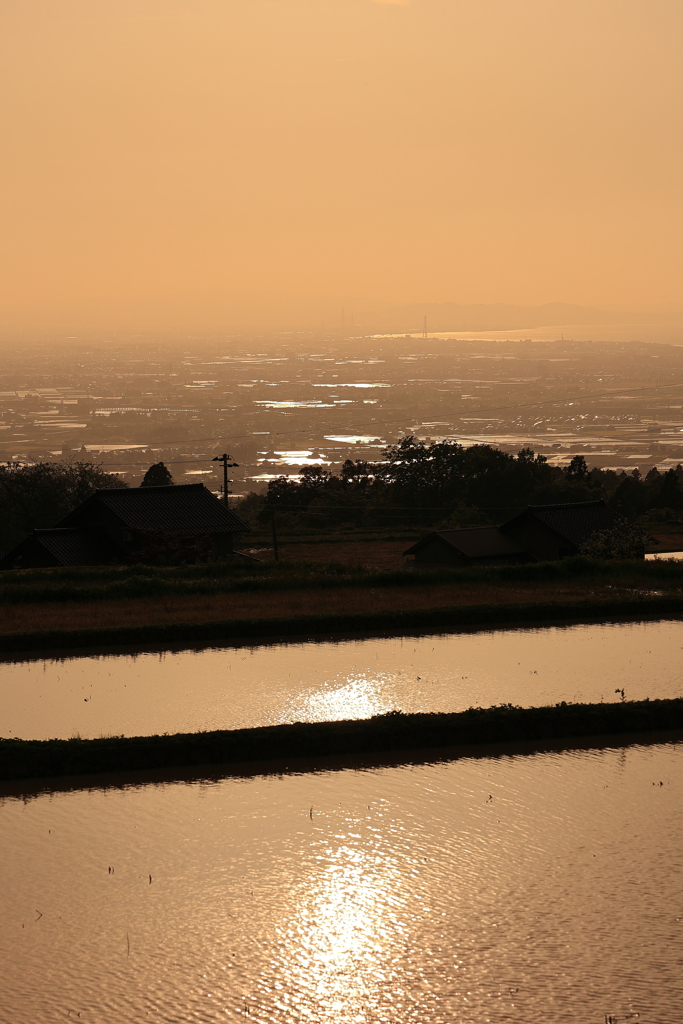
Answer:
[0, 579, 659, 635]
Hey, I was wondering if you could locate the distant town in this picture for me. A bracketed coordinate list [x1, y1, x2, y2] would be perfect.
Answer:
[0, 333, 682, 499]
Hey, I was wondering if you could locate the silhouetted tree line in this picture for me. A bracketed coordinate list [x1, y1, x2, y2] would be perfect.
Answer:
[236, 437, 683, 531]
[1, 446, 681, 558]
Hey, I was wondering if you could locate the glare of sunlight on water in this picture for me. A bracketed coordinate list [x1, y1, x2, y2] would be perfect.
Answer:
[288, 673, 395, 722]
[277, 840, 404, 1022]
[1, 743, 682, 1022]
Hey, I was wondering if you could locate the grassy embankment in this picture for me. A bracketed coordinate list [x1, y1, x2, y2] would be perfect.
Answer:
[0, 551, 682, 652]
[1, 699, 681, 783]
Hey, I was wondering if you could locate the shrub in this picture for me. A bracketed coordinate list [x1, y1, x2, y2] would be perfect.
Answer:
[579, 522, 646, 560]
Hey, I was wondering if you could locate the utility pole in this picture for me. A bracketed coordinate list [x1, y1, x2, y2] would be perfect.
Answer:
[422, 315, 428, 339]
[212, 452, 238, 506]
[271, 509, 279, 561]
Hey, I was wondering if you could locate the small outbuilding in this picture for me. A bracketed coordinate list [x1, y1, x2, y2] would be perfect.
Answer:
[0, 528, 120, 570]
[499, 500, 625, 561]
[403, 526, 527, 567]
[0, 483, 249, 569]
[404, 500, 629, 566]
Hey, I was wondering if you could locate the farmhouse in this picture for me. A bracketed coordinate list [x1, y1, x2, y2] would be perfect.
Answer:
[403, 526, 527, 567]
[0, 483, 249, 569]
[499, 500, 625, 560]
[404, 500, 628, 566]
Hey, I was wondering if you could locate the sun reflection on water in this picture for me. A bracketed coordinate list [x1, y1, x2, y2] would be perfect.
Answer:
[284, 672, 399, 723]
[272, 834, 406, 1022]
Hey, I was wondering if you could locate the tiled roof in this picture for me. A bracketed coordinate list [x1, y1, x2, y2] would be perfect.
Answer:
[404, 527, 525, 559]
[34, 529, 118, 566]
[503, 500, 624, 547]
[61, 483, 249, 534]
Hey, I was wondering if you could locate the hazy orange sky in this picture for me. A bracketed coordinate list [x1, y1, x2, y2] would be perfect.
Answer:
[1, 0, 681, 330]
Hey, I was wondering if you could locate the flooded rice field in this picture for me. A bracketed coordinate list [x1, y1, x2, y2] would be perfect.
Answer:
[1, 740, 681, 1023]
[1, 618, 682, 741]
[2, 619, 682, 1021]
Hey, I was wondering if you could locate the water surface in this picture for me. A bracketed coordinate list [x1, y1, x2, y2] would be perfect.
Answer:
[1, 741, 680, 1022]
[2, 619, 682, 740]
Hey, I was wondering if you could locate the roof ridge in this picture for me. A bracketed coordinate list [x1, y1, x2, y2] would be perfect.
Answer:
[94, 483, 205, 494]
[437, 526, 502, 533]
[33, 527, 86, 533]
[525, 500, 606, 509]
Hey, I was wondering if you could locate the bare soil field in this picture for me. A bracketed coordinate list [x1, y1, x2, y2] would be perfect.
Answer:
[648, 532, 683, 553]
[242, 539, 411, 569]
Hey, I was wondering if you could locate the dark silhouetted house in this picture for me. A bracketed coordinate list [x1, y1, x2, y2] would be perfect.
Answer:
[404, 500, 629, 566]
[403, 526, 527, 567]
[499, 500, 625, 561]
[0, 528, 121, 569]
[0, 483, 249, 569]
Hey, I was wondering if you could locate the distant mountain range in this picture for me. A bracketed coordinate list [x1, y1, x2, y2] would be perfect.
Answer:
[358, 301, 680, 334]
[3, 293, 681, 336]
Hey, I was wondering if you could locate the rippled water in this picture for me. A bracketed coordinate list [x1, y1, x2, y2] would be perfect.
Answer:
[0, 741, 680, 1023]
[1, 619, 682, 740]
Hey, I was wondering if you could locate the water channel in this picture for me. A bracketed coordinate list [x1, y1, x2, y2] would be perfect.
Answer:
[1, 619, 682, 741]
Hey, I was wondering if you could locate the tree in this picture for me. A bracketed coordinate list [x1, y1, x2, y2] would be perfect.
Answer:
[339, 459, 374, 487]
[566, 455, 589, 482]
[298, 465, 333, 490]
[638, 507, 682, 528]
[579, 522, 646, 560]
[611, 471, 648, 519]
[657, 468, 683, 511]
[0, 461, 127, 556]
[141, 462, 174, 487]
[437, 502, 491, 529]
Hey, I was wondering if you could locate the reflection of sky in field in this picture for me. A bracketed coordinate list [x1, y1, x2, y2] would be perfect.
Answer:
[313, 382, 391, 389]
[2, 744, 681, 1023]
[253, 400, 335, 408]
[2, 619, 683, 741]
[257, 451, 331, 466]
[444, 378, 535, 384]
[324, 435, 385, 444]
[250, 472, 302, 481]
